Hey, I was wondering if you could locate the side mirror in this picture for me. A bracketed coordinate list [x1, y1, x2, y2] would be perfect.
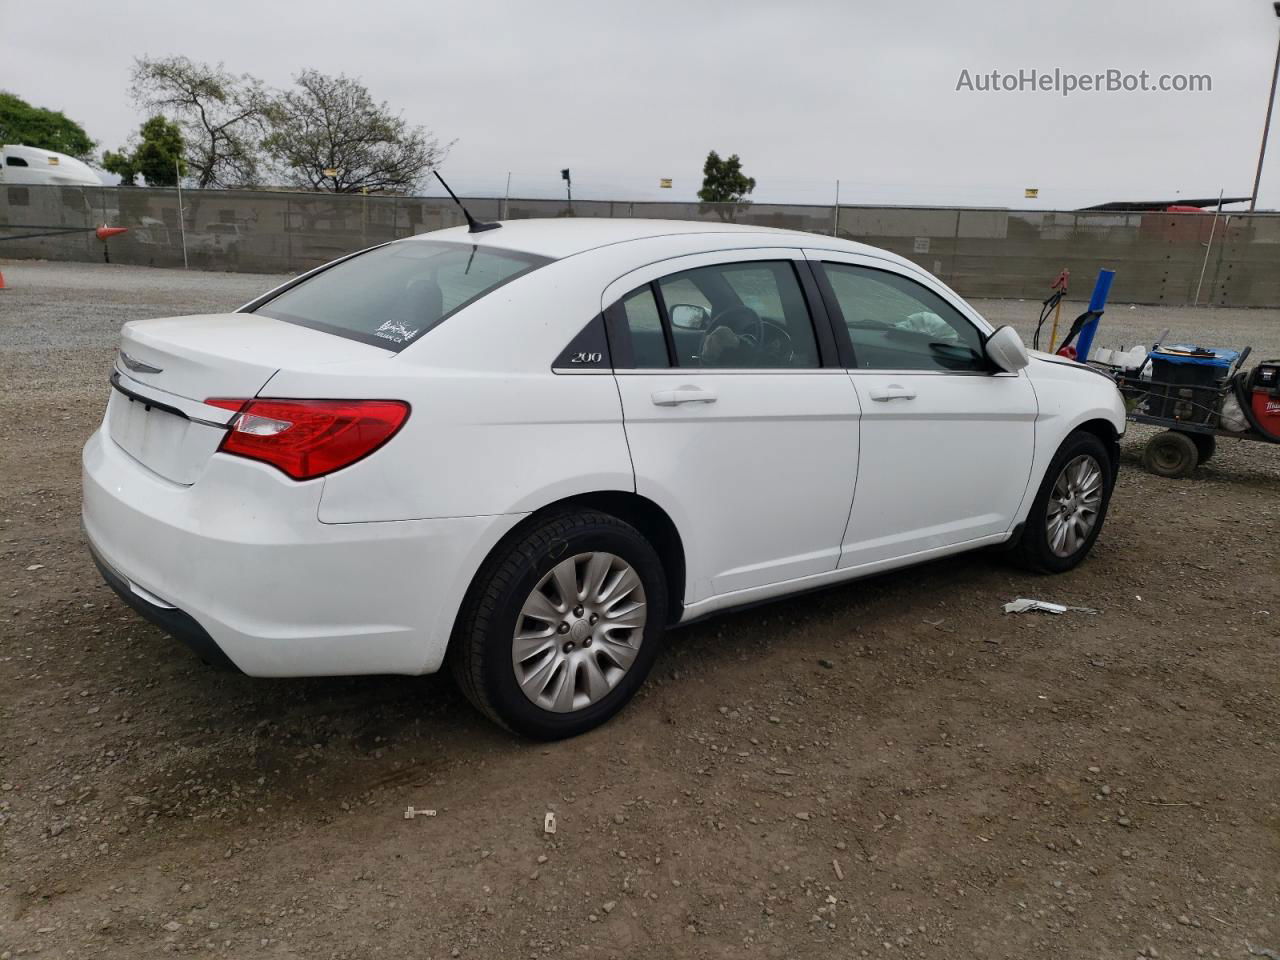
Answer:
[985, 324, 1030, 372]
[669, 303, 710, 331]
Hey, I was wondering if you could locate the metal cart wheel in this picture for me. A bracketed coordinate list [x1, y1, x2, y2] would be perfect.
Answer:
[1142, 430, 1199, 478]
[1186, 432, 1216, 463]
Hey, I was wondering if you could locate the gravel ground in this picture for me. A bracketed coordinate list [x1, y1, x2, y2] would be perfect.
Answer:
[1, 260, 1278, 959]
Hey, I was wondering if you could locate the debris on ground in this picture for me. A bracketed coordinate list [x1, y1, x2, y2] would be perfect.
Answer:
[543, 812, 557, 835]
[1002, 598, 1100, 615]
[404, 806, 437, 820]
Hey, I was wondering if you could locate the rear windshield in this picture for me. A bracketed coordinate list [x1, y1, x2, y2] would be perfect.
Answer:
[253, 240, 551, 351]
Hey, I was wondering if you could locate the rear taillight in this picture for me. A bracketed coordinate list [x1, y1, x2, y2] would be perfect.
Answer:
[205, 398, 410, 480]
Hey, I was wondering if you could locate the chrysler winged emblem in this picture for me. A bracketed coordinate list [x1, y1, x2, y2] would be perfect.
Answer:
[119, 351, 163, 374]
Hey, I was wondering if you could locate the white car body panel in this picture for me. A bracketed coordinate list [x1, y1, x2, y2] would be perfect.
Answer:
[81, 219, 1126, 678]
[801, 249, 1038, 566]
[601, 248, 862, 601]
[840, 369, 1037, 566]
[83, 427, 522, 676]
[1015, 350, 1129, 524]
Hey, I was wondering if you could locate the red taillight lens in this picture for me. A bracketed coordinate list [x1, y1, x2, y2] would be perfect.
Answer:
[205, 398, 410, 480]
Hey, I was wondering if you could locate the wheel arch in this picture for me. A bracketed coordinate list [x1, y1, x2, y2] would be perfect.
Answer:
[450, 491, 687, 649]
[1071, 416, 1122, 480]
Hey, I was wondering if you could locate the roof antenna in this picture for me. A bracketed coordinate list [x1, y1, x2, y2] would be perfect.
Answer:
[433, 171, 501, 233]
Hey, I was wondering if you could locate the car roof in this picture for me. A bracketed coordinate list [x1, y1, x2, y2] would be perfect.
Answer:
[409, 217, 913, 266]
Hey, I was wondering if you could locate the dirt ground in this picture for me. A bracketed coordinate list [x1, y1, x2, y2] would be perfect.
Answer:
[1, 261, 1278, 960]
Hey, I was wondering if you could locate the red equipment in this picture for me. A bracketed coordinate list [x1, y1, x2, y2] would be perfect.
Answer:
[1249, 361, 1280, 440]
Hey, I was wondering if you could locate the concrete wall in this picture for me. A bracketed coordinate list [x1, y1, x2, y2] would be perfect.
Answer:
[3, 183, 1278, 306]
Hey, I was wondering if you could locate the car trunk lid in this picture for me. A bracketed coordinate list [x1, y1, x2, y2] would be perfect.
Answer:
[107, 313, 393, 485]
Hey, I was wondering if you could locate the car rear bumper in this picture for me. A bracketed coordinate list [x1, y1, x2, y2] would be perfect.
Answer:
[82, 426, 524, 677]
[89, 540, 241, 672]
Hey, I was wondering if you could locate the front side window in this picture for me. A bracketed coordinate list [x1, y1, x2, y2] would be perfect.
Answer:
[655, 260, 821, 369]
[254, 240, 550, 351]
[819, 263, 988, 372]
[5, 156, 29, 167]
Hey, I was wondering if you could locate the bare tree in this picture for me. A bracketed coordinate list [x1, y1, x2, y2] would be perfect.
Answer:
[130, 56, 273, 187]
[263, 70, 449, 193]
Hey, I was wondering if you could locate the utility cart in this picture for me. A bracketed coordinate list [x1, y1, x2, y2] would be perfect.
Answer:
[1100, 345, 1280, 477]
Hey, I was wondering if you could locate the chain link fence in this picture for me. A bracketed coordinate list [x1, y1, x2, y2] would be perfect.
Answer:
[3, 183, 1278, 306]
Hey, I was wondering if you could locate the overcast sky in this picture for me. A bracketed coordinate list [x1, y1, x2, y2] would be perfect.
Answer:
[3, 0, 1279, 210]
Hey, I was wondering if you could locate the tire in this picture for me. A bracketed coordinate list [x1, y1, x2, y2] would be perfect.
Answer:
[1187, 431, 1215, 463]
[449, 510, 668, 740]
[1013, 430, 1115, 574]
[1142, 430, 1199, 479]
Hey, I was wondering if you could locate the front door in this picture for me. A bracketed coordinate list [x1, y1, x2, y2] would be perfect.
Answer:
[807, 252, 1038, 569]
[603, 250, 861, 604]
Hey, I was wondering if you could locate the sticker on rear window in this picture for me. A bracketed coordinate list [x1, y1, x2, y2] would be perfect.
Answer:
[374, 319, 421, 345]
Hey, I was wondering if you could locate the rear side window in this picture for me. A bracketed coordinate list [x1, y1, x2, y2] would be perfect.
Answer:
[619, 286, 670, 368]
[254, 241, 551, 351]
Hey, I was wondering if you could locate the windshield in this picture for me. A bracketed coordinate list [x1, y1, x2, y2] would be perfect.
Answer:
[253, 240, 551, 351]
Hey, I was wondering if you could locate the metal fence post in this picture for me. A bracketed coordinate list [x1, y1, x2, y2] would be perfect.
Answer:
[175, 161, 189, 269]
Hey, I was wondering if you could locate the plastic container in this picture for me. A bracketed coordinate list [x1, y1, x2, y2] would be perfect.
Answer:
[1144, 345, 1238, 425]
[1149, 345, 1239, 387]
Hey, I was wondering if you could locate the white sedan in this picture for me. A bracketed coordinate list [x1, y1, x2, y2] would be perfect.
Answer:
[83, 219, 1124, 738]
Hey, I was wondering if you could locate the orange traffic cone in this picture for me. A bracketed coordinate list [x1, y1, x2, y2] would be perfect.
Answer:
[0, 270, 6, 290]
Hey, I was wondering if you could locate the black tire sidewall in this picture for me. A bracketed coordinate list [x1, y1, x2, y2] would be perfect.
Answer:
[474, 518, 668, 740]
[1022, 432, 1115, 573]
[1186, 431, 1215, 463]
[1143, 431, 1199, 478]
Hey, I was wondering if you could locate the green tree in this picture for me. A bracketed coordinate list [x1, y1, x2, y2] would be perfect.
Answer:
[0, 91, 95, 159]
[102, 115, 186, 186]
[263, 70, 448, 193]
[100, 147, 137, 185]
[130, 56, 273, 187]
[697, 150, 756, 211]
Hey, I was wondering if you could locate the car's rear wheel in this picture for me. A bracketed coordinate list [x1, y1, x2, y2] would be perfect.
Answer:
[1013, 430, 1115, 573]
[450, 510, 668, 739]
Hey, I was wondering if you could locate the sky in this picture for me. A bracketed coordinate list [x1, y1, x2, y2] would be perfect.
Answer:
[3, 0, 1279, 210]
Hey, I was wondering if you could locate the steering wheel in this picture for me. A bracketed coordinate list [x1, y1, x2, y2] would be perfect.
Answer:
[759, 319, 795, 364]
[699, 306, 799, 366]
[697, 305, 761, 367]
[704, 305, 762, 347]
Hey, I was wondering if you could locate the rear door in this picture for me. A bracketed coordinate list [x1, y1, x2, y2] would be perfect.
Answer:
[806, 252, 1037, 568]
[604, 249, 860, 604]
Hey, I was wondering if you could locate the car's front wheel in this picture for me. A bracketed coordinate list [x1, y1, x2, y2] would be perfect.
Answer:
[1013, 430, 1115, 573]
[450, 510, 668, 739]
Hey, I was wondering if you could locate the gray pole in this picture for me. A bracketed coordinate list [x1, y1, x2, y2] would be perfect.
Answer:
[1249, 9, 1280, 212]
[503, 171, 511, 220]
[832, 179, 841, 236]
[175, 158, 188, 270]
[1194, 189, 1224, 306]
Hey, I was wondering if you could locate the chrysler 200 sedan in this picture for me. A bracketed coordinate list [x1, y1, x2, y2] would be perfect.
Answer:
[83, 219, 1124, 738]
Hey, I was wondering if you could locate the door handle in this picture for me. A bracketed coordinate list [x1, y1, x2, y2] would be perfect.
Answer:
[868, 384, 916, 402]
[651, 385, 718, 406]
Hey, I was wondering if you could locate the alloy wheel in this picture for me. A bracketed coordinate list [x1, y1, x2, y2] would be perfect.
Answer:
[511, 552, 647, 713]
[1046, 454, 1103, 557]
